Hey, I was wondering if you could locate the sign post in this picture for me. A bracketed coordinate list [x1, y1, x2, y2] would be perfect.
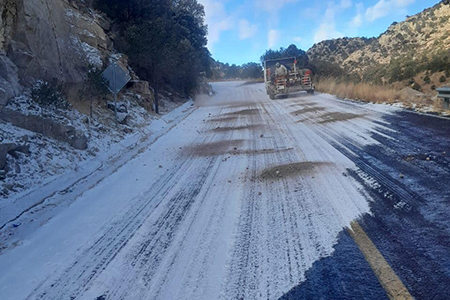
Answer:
[102, 62, 131, 121]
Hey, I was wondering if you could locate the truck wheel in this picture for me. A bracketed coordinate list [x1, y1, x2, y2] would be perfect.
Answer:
[269, 93, 276, 100]
[307, 90, 315, 95]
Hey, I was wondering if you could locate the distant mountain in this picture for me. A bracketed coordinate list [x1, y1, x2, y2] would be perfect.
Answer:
[307, 0, 450, 91]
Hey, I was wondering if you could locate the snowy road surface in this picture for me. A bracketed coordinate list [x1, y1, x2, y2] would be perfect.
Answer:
[1, 82, 450, 299]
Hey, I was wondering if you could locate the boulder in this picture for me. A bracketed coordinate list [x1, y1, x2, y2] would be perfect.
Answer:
[107, 101, 128, 113]
[400, 87, 424, 98]
[116, 112, 128, 125]
[126, 80, 154, 110]
[0, 144, 10, 170]
[0, 108, 88, 150]
[106, 102, 128, 124]
[9, 144, 31, 158]
[0, 142, 19, 170]
[127, 80, 153, 99]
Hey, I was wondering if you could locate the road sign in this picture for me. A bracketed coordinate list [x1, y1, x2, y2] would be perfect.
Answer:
[102, 63, 131, 95]
[102, 62, 131, 122]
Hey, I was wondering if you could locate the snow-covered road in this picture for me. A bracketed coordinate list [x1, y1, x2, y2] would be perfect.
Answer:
[1, 82, 450, 299]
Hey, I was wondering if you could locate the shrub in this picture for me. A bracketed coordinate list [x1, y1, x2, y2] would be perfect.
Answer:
[31, 79, 69, 109]
[440, 75, 447, 83]
[78, 65, 110, 119]
[431, 85, 436, 90]
[423, 75, 431, 84]
[412, 82, 422, 91]
[85, 65, 109, 97]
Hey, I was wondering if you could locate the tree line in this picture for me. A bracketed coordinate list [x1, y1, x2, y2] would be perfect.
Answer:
[260, 45, 312, 70]
[210, 61, 263, 80]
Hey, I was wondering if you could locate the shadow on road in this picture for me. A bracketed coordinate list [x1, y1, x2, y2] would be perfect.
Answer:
[273, 92, 315, 100]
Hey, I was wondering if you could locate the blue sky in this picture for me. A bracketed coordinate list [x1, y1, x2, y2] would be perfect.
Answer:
[198, 0, 439, 65]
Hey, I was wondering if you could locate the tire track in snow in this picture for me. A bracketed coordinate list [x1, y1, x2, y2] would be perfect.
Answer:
[27, 106, 233, 300]
[101, 101, 258, 299]
[3, 83, 384, 300]
[281, 91, 450, 298]
[28, 154, 204, 299]
[222, 95, 371, 299]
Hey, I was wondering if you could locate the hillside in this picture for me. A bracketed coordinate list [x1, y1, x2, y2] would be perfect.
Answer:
[308, 0, 450, 91]
[307, 37, 374, 66]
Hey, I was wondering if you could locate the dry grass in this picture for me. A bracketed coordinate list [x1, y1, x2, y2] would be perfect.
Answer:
[315, 77, 450, 114]
[315, 77, 404, 104]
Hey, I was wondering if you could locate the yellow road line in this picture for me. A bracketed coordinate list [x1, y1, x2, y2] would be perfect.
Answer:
[348, 221, 415, 300]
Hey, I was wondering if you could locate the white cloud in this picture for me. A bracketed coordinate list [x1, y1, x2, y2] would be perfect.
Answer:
[268, 30, 280, 48]
[239, 19, 258, 40]
[351, 14, 363, 28]
[314, 23, 343, 43]
[365, 0, 390, 21]
[365, 0, 415, 22]
[350, 3, 364, 28]
[293, 37, 302, 43]
[198, 0, 234, 51]
[313, 1, 352, 43]
[256, 0, 299, 27]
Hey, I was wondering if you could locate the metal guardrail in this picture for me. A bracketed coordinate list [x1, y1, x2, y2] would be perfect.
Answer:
[437, 86, 450, 109]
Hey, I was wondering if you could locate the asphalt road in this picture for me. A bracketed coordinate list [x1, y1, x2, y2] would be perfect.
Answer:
[1, 82, 449, 299]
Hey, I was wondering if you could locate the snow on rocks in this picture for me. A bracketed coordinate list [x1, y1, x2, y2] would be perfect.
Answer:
[70, 36, 103, 67]
[81, 41, 103, 67]
[0, 91, 164, 201]
[0, 96, 89, 150]
[0, 120, 90, 199]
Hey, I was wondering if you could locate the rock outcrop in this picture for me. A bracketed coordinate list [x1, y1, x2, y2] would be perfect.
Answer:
[0, 0, 112, 105]
[0, 107, 88, 150]
[0, 143, 14, 170]
[0, 142, 30, 170]
[0, 0, 157, 152]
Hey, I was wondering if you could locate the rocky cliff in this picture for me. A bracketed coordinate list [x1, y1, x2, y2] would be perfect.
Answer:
[0, 0, 113, 107]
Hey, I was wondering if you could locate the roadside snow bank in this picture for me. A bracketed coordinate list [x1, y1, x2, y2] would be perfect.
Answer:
[0, 99, 196, 254]
[0, 95, 156, 200]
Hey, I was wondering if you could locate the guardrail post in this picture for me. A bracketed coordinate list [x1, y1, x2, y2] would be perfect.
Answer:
[437, 87, 450, 110]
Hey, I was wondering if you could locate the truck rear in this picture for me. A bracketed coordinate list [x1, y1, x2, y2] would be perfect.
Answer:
[264, 57, 314, 100]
